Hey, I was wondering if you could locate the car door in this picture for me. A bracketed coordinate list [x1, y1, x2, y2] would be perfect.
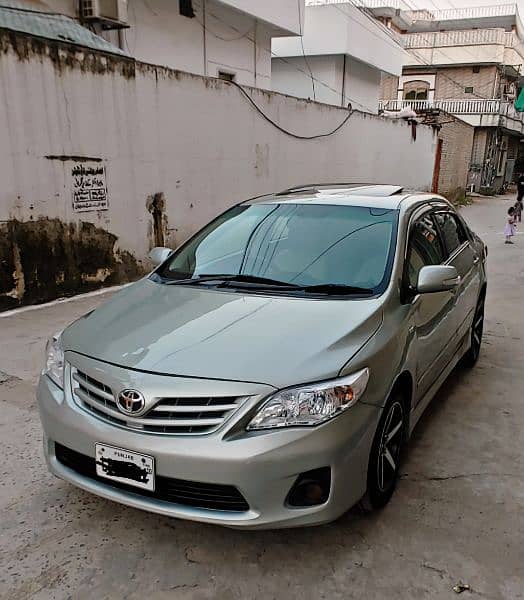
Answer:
[433, 210, 481, 348]
[405, 211, 457, 402]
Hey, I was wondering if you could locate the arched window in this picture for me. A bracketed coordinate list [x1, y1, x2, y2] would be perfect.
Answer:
[403, 80, 430, 101]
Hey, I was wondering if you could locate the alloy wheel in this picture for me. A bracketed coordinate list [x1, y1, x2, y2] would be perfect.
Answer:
[471, 298, 485, 362]
[377, 401, 404, 493]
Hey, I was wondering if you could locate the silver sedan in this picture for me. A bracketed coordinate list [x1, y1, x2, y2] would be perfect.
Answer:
[37, 184, 487, 529]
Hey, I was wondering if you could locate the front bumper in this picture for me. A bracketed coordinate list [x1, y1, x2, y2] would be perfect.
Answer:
[37, 364, 380, 529]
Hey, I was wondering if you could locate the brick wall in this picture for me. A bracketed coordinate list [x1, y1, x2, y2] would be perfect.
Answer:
[434, 66, 498, 99]
[436, 114, 475, 201]
[380, 74, 399, 101]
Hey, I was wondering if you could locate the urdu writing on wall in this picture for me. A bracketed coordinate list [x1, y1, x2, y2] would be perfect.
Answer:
[72, 162, 109, 212]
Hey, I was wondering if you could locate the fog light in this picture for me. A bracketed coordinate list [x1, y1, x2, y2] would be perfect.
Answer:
[286, 467, 331, 507]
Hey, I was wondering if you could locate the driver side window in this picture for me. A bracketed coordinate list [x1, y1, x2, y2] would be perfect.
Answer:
[406, 214, 445, 289]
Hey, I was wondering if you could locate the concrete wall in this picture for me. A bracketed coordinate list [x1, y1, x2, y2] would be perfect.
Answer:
[436, 115, 474, 202]
[271, 55, 381, 112]
[0, 30, 436, 309]
[272, 55, 343, 105]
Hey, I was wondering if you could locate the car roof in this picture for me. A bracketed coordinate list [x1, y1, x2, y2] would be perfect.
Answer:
[243, 184, 447, 211]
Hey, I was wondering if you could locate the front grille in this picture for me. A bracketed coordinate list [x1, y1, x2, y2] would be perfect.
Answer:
[55, 443, 250, 512]
[71, 368, 244, 435]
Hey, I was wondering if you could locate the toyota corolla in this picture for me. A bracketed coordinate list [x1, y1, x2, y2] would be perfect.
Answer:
[37, 184, 487, 529]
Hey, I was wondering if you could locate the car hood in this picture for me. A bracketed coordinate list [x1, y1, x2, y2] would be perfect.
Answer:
[62, 278, 383, 389]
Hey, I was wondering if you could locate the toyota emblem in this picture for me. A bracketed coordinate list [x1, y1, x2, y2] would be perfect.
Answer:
[117, 389, 146, 415]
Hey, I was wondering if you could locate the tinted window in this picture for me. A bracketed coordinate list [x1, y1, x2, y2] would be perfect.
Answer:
[434, 212, 468, 257]
[158, 203, 399, 294]
[407, 214, 444, 288]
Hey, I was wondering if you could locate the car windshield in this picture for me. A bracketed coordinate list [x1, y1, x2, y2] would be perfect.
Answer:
[156, 203, 398, 296]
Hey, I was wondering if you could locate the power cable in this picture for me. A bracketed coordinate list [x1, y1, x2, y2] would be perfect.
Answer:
[226, 79, 355, 140]
[297, 0, 316, 100]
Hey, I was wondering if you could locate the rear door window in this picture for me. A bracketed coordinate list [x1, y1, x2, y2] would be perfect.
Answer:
[406, 214, 445, 288]
[434, 212, 468, 258]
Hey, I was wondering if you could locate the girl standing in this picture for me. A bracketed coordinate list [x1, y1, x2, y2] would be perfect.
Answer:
[505, 206, 517, 244]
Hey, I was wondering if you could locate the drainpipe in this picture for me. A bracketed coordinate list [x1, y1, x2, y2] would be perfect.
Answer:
[341, 54, 347, 107]
[117, 28, 124, 51]
[202, 0, 207, 76]
[253, 20, 257, 87]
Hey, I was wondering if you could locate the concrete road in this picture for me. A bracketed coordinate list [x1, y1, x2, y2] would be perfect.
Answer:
[1, 196, 523, 600]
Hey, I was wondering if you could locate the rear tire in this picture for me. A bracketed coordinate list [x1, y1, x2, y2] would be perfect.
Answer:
[359, 391, 406, 513]
[463, 294, 485, 368]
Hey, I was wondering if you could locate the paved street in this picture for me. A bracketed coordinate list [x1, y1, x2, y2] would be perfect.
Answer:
[1, 195, 523, 600]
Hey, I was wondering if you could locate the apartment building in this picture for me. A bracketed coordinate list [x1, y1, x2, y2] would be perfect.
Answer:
[371, 2, 524, 193]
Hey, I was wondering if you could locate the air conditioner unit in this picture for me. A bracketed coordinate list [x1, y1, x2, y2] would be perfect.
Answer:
[80, 0, 128, 28]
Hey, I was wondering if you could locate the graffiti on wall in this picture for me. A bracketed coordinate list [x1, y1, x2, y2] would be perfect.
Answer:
[72, 162, 108, 212]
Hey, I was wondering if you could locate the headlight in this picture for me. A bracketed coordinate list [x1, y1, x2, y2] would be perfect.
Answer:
[44, 332, 64, 389]
[247, 368, 369, 431]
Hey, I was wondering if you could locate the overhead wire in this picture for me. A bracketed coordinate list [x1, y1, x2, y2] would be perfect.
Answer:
[226, 79, 354, 140]
[297, 0, 316, 100]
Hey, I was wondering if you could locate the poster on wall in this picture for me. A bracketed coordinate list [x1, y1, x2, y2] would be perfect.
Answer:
[72, 162, 108, 212]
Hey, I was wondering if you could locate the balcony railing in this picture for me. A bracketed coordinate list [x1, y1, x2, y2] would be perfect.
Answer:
[380, 98, 499, 113]
[305, 0, 411, 9]
[403, 28, 506, 49]
[407, 4, 518, 22]
[379, 99, 524, 124]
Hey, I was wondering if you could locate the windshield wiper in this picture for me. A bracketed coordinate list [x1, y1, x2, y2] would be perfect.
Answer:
[163, 275, 373, 295]
[165, 274, 300, 288]
[295, 284, 374, 296]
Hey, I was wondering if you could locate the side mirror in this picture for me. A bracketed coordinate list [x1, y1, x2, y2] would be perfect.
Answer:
[148, 247, 173, 267]
[417, 265, 460, 294]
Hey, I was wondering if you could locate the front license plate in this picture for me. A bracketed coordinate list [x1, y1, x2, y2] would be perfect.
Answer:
[95, 444, 155, 491]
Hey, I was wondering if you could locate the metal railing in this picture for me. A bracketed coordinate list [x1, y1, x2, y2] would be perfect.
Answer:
[407, 4, 518, 22]
[379, 98, 521, 117]
[403, 28, 506, 49]
[305, 0, 411, 9]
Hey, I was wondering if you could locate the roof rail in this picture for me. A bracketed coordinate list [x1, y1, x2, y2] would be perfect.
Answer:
[277, 184, 404, 197]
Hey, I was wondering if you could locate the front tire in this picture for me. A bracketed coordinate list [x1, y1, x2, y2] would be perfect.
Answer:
[463, 294, 485, 368]
[360, 392, 406, 512]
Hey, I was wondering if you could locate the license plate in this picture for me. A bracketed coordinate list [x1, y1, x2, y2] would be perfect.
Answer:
[95, 443, 155, 491]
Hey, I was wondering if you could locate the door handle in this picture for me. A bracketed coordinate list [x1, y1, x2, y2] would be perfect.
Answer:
[473, 256, 480, 265]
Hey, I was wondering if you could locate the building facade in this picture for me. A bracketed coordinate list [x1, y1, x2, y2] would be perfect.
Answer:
[372, 3, 524, 193]
[271, 1, 405, 113]
[3, 0, 306, 88]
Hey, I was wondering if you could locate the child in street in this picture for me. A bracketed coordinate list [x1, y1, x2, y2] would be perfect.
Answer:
[505, 206, 517, 244]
